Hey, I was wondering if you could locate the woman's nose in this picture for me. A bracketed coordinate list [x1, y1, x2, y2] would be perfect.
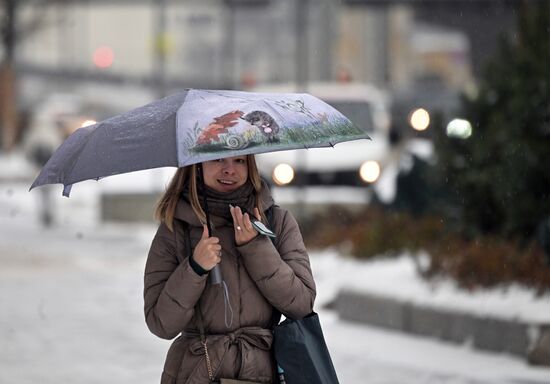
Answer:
[222, 162, 235, 174]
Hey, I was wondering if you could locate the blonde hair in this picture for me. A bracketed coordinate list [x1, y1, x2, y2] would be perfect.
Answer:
[155, 154, 266, 231]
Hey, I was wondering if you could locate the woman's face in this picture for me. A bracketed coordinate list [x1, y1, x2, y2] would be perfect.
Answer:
[201, 156, 249, 193]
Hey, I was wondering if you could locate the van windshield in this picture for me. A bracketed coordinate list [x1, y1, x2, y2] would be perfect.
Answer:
[326, 101, 374, 132]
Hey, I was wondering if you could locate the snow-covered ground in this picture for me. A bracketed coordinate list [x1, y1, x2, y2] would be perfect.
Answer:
[1, 166, 550, 383]
[312, 251, 550, 325]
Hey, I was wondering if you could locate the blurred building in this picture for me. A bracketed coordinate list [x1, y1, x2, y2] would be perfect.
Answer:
[16, 1, 338, 95]
[13, 1, 399, 98]
[4, 0, 526, 148]
[14, 0, 523, 94]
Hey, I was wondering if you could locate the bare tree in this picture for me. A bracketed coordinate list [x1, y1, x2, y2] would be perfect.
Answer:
[0, 0, 56, 151]
[0, 0, 18, 150]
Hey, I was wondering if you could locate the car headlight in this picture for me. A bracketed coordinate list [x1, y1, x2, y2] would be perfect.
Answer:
[80, 119, 97, 128]
[272, 163, 295, 185]
[409, 108, 430, 131]
[359, 161, 380, 183]
[446, 118, 472, 139]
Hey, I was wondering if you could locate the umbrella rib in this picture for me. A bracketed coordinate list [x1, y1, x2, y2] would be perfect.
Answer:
[260, 99, 288, 123]
[63, 124, 103, 186]
[202, 89, 251, 102]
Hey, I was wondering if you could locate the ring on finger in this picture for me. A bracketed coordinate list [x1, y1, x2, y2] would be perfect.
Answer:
[236, 226, 242, 231]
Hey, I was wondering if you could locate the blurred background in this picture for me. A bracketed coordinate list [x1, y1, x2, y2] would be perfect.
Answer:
[1, 0, 550, 383]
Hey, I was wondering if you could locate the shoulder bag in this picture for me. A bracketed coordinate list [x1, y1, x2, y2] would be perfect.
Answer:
[272, 312, 340, 384]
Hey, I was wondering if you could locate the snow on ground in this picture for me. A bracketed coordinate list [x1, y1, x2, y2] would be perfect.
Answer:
[310, 250, 550, 325]
[1, 178, 550, 383]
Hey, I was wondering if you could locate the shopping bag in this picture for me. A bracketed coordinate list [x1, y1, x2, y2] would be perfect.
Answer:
[272, 312, 339, 384]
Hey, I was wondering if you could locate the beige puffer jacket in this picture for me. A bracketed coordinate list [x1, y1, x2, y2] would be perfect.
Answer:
[144, 187, 316, 383]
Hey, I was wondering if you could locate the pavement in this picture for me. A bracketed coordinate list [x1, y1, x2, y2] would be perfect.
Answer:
[335, 290, 550, 366]
[2, 178, 550, 383]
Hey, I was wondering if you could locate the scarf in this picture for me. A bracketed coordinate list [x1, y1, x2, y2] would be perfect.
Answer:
[182, 179, 256, 220]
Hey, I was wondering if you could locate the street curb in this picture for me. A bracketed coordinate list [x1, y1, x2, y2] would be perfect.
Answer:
[335, 289, 550, 367]
[101, 192, 160, 222]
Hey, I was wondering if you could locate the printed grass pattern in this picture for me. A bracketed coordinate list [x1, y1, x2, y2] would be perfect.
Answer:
[187, 117, 366, 155]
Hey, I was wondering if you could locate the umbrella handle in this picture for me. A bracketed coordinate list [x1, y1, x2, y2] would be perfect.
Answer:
[199, 164, 223, 285]
[209, 265, 222, 285]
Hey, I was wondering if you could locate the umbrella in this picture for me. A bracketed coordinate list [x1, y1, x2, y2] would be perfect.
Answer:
[30, 88, 370, 197]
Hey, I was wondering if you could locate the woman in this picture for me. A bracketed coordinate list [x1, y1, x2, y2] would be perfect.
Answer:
[144, 154, 316, 384]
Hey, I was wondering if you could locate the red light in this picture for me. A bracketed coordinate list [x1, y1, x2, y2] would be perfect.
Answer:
[93, 46, 114, 68]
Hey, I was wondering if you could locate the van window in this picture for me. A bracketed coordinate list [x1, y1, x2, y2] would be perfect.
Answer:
[326, 101, 374, 133]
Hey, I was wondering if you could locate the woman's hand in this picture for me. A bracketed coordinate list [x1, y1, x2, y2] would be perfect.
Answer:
[230, 205, 261, 246]
[192, 225, 222, 271]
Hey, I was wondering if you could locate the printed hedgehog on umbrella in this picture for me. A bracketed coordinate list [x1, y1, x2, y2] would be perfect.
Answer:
[196, 109, 280, 149]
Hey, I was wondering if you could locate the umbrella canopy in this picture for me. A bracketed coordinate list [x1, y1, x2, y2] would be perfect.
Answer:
[30, 89, 370, 196]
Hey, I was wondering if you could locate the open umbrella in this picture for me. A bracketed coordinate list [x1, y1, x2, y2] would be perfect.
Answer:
[30, 88, 371, 284]
[30, 89, 370, 196]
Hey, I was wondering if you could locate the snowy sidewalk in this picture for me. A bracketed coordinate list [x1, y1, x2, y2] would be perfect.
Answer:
[310, 252, 550, 364]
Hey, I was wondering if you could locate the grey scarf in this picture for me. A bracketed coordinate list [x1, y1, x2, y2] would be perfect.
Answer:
[182, 179, 256, 220]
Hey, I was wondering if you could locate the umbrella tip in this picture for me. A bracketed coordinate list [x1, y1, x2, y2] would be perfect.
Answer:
[62, 184, 73, 197]
[28, 179, 39, 192]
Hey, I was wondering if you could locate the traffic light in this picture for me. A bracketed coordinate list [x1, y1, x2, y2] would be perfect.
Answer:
[93, 46, 114, 69]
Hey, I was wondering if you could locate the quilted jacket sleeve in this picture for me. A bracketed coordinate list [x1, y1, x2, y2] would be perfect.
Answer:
[237, 208, 316, 320]
[143, 222, 207, 340]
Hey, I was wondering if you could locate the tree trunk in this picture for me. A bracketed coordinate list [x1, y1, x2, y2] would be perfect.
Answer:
[1, 0, 19, 151]
[0, 62, 19, 151]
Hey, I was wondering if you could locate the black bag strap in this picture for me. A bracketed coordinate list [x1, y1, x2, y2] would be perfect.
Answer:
[196, 303, 206, 340]
[265, 204, 276, 233]
[265, 205, 283, 328]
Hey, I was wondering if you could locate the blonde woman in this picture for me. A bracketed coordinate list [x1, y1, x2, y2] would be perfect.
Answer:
[144, 154, 316, 383]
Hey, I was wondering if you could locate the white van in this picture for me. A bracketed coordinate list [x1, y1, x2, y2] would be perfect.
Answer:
[252, 82, 408, 203]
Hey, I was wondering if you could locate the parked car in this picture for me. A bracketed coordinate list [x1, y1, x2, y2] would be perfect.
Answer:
[390, 75, 463, 139]
[23, 87, 151, 167]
